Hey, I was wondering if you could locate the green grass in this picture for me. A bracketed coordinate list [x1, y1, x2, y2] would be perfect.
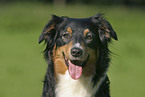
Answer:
[0, 2, 145, 97]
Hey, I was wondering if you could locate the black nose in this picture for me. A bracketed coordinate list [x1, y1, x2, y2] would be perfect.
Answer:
[71, 47, 83, 57]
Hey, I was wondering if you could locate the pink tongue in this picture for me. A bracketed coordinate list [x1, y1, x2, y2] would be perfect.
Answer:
[68, 60, 82, 80]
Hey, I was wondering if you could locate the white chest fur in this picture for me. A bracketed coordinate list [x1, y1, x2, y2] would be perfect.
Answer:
[55, 71, 106, 97]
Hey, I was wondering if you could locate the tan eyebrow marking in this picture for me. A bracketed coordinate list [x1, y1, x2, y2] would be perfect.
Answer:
[67, 27, 72, 34]
[84, 29, 90, 37]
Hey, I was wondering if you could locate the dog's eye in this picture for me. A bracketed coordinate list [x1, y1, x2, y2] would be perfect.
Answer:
[62, 32, 71, 39]
[85, 34, 93, 40]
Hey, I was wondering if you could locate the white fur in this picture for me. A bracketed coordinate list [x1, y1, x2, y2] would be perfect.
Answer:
[55, 71, 106, 97]
[74, 43, 83, 49]
[75, 43, 81, 47]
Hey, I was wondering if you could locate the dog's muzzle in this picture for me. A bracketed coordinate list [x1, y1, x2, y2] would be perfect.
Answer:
[62, 51, 89, 80]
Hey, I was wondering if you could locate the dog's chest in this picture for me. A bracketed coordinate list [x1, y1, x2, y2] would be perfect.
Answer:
[55, 71, 100, 97]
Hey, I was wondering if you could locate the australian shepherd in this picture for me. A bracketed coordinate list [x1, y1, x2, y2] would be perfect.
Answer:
[39, 13, 118, 97]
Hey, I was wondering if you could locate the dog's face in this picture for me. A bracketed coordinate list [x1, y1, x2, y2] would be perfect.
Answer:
[39, 14, 117, 80]
[54, 20, 99, 80]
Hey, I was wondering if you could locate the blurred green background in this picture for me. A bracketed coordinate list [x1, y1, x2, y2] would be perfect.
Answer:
[0, 0, 145, 97]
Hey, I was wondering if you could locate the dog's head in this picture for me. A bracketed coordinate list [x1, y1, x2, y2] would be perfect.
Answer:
[39, 13, 117, 80]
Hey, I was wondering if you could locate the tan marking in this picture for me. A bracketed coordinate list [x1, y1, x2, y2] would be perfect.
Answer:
[44, 25, 55, 34]
[80, 42, 89, 61]
[83, 29, 90, 37]
[82, 48, 99, 77]
[53, 41, 73, 76]
[105, 28, 110, 32]
[44, 35, 48, 39]
[67, 27, 72, 35]
[105, 32, 110, 39]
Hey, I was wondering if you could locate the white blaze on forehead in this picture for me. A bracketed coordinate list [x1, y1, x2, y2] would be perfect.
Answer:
[74, 43, 83, 49]
[75, 43, 81, 47]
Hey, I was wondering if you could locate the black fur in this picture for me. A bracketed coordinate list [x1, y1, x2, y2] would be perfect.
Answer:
[39, 13, 117, 97]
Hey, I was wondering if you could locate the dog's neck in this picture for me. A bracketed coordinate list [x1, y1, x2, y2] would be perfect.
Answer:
[55, 70, 106, 97]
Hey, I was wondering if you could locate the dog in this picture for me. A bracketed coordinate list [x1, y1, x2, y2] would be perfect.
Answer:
[39, 13, 117, 97]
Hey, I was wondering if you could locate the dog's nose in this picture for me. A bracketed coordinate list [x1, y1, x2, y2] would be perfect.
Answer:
[71, 47, 83, 57]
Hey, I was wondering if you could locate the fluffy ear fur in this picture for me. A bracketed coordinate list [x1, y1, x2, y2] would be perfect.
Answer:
[39, 15, 64, 97]
[39, 15, 64, 59]
[39, 15, 63, 44]
[91, 13, 118, 46]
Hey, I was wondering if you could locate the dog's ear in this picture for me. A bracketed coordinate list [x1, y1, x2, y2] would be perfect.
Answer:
[39, 15, 64, 44]
[91, 13, 118, 45]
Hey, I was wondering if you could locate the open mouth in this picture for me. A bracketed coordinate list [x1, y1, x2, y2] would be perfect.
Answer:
[62, 52, 89, 80]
